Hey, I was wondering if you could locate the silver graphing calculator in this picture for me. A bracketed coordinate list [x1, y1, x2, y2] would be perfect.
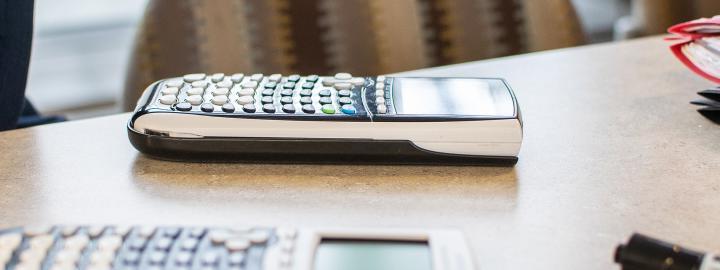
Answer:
[128, 73, 523, 165]
[0, 225, 474, 270]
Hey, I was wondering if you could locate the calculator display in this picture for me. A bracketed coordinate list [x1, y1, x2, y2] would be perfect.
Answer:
[392, 78, 515, 117]
[314, 239, 432, 270]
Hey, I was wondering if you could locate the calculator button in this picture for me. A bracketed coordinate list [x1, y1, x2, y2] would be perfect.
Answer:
[335, 82, 352, 90]
[280, 97, 293, 104]
[248, 231, 269, 244]
[165, 79, 184, 88]
[159, 95, 176, 105]
[300, 97, 312, 104]
[139, 226, 156, 237]
[377, 104, 387, 114]
[375, 82, 384, 89]
[154, 237, 173, 251]
[222, 103, 235, 113]
[301, 82, 314, 89]
[341, 105, 356, 115]
[175, 252, 193, 265]
[187, 87, 204, 96]
[237, 96, 254, 105]
[183, 73, 206, 82]
[319, 97, 332, 104]
[149, 251, 166, 265]
[338, 97, 352, 105]
[282, 104, 296, 113]
[299, 89, 312, 96]
[64, 235, 89, 250]
[0, 233, 22, 250]
[123, 251, 141, 265]
[228, 252, 246, 266]
[351, 77, 366, 86]
[191, 81, 209, 89]
[261, 96, 273, 104]
[318, 89, 331, 97]
[334, 73, 352, 80]
[211, 73, 225, 83]
[321, 104, 335, 114]
[225, 238, 251, 252]
[241, 81, 258, 88]
[201, 252, 220, 265]
[24, 226, 51, 237]
[264, 82, 277, 89]
[338, 90, 351, 97]
[180, 238, 198, 251]
[375, 97, 385, 104]
[176, 102, 192, 111]
[375, 89, 384, 97]
[161, 87, 180, 96]
[129, 238, 147, 250]
[201, 103, 214, 112]
[263, 104, 276, 113]
[287, 74, 301, 82]
[238, 88, 255, 96]
[306, 75, 319, 82]
[302, 104, 315, 114]
[321, 78, 335, 86]
[242, 104, 256, 113]
[261, 89, 275, 96]
[211, 96, 228, 105]
[212, 88, 230, 96]
[216, 80, 233, 89]
[268, 74, 282, 82]
[187, 228, 205, 238]
[230, 73, 244, 83]
[283, 82, 296, 89]
[280, 89, 293, 96]
[376, 75, 386, 82]
[250, 73, 263, 81]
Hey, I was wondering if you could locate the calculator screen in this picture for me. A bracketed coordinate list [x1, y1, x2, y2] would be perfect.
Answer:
[314, 239, 432, 270]
[392, 78, 515, 116]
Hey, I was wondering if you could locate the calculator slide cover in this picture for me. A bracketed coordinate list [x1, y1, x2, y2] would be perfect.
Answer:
[128, 76, 523, 165]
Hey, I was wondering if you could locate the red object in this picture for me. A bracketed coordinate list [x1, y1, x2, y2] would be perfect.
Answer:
[667, 16, 720, 84]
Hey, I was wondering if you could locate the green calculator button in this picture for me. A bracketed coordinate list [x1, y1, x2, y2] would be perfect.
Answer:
[321, 104, 335, 114]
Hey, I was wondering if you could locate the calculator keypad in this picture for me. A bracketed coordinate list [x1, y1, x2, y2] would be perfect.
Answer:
[0, 225, 283, 270]
[152, 73, 373, 117]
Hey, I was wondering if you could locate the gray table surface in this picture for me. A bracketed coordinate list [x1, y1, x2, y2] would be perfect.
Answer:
[1, 36, 719, 270]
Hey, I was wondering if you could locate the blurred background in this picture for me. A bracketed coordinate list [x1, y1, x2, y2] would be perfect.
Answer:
[26, 0, 720, 119]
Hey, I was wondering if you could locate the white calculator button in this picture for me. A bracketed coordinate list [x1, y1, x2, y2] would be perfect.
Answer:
[230, 73, 244, 83]
[375, 97, 385, 105]
[250, 73, 264, 81]
[138, 226, 156, 238]
[191, 81, 208, 89]
[20, 248, 46, 263]
[375, 83, 384, 89]
[113, 226, 131, 237]
[165, 79, 183, 88]
[334, 73, 352, 80]
[236, 96, 254, 105]
[248, 231, 269, 244]
[209, 230, 231, 245]
[61, 226, 78, 237]
[186, 95, 203, 105]
[376, 75, 386, 83]
[23, 226, 51, 237]
[0, 251, 12, 266]
[375, 89, 384, 97]
[87, 226, 105, 238]
[183, 73, 206, 82]
[225, 238, 251, 251]
[160, 95, 177, 105]
[161, 87, 179, 96]
[211, 73, 225, 83]
[0, 233, 22, 250]
[90, 250, 116, 265]
[212, 88, 230, 96]
[29, 235, 55, 250]
[268, 74, 282, 82]
[186, 87, 204, 96]
[211, 95, 229, 105]
[97, 235, 123, 252]
[54, 249, 81, 264]
[351, 77, 365, 86]
[238, 88, 255, 96]
[377, 104, 387, 114]
[64, 235, 89, 250]
[216, 80, 233, 89]
[241, 81, 258, 89]
[321, 78, 336, 86]
[334, 82, 352, 90]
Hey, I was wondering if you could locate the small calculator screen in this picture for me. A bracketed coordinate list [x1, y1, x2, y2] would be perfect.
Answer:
[392, 78, 515, 116]
[314, 239, 432, 270]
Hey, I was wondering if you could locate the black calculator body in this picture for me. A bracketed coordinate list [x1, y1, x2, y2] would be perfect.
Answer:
[128, 73, 523, 165]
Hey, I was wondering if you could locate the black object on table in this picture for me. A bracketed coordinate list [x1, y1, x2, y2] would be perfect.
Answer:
[691, 87, 720, 124]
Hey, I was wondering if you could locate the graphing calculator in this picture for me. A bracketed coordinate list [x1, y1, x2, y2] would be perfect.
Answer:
[0, 224, 474, 270]
[128, 73, 523, 165]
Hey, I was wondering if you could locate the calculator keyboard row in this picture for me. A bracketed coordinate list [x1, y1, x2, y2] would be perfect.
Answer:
[153, 73, 372, 115]
[0, 225, 296, 270]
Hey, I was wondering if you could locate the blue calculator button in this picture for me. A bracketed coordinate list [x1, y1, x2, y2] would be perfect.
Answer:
[340, 105, 356, 115]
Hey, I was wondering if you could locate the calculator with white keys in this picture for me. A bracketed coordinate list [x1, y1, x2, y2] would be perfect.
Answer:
[128, 73, 523, 165]
[0, 225, 474, 270]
